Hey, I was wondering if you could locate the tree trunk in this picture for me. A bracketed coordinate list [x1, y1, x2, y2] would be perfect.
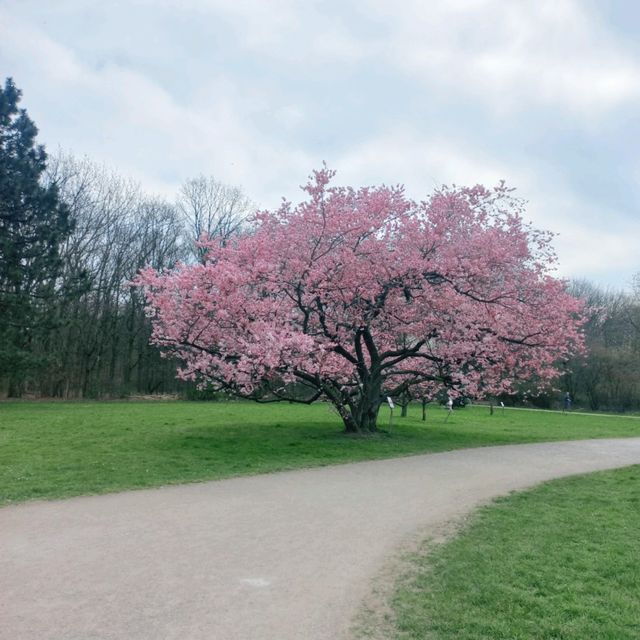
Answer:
[340, 381, 382, 433]
[0, 376, 10, 399]
[422, 398, 427, 421]
[342, 406, 380, 433]
[8, 374, 23, 398]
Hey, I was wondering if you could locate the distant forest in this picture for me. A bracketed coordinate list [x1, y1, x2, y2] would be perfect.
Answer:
[2, 78, 639, 410]
[14, 152, 252, 400]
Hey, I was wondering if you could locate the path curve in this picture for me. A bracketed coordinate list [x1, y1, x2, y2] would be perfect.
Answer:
[3, 438, 640, 640]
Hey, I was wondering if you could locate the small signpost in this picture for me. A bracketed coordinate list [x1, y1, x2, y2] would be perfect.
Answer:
[387, 396, 395, 430]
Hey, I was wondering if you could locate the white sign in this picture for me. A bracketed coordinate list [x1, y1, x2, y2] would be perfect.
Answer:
[386, 396, 395, 410]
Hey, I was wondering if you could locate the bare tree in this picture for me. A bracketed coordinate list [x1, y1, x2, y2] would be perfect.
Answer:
[177, 175, 252, 261]
[9, 153, 256, 398]
[37, 152, 189, 398]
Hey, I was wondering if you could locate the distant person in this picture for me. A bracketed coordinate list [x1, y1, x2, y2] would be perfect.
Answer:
[563, 392, 572, 413]
[445, 396, 453, 421]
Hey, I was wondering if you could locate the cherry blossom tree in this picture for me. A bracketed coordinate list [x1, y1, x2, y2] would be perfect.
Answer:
[136, 168, 584, 432]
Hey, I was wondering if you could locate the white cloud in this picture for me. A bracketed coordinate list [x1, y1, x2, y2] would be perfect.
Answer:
[132, 0, 305, 53]
[0, 7, 314, 204]
[334, 127, 524, 194]
[2, 1, 637, 288]
[363, 0, 640, 117]
[524, 188, 640, 281]
[332, 127, 639, 283]
[0, 10, 83, 84]
[553, 224, 640, 280]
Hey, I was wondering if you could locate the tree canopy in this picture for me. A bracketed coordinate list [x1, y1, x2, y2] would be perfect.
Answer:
[138, 168, 585, 431]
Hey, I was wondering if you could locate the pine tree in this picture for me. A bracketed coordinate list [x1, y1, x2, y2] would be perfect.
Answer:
[0, 78, 73, 395]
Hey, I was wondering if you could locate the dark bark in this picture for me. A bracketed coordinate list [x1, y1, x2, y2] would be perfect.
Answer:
[340, 378, 382, 433]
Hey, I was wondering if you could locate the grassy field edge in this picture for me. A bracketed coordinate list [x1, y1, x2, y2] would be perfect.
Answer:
[386, 465, 640, 640]
[3, 400, 640, 506]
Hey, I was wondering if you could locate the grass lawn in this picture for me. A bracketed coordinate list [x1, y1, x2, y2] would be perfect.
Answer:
[1, 400, 640, 505]
[391, 465, 640, 640]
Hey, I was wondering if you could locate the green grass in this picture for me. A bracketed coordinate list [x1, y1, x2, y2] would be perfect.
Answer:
[391, 465, 640, 640]
[1, 400, 640, 505]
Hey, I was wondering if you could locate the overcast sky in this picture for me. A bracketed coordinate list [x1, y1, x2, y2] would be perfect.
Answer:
[2, 0, 638, 287]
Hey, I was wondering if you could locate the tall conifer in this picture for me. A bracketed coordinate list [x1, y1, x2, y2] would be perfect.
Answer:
[0, 78, 73, 394]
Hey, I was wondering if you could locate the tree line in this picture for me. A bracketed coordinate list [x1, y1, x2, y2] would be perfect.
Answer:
[0, 78, 250, 398]
[2, 77, 639, 411]
[489, 278, 640, 413]
[562, 278, 640, 412]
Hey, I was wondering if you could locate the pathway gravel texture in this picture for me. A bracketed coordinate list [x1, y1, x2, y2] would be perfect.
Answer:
[3, 438, 640, 640]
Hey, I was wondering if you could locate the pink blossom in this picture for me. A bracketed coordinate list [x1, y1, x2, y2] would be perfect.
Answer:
[135, 168, 585, 432]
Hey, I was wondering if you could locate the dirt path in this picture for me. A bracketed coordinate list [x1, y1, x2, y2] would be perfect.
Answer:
[2, 438, 640, 640]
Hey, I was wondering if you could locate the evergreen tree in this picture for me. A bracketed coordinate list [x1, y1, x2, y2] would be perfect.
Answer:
[0, 78, 73, 395]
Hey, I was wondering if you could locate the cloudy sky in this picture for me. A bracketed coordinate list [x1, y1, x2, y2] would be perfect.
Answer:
[2, 0, 638, 287]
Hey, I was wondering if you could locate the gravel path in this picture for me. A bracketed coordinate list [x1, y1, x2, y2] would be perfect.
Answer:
[3, 438, 640, 640]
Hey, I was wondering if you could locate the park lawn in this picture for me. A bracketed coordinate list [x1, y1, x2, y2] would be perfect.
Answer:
[1, 400, 640, 505]
[390, 465, 640, 640]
